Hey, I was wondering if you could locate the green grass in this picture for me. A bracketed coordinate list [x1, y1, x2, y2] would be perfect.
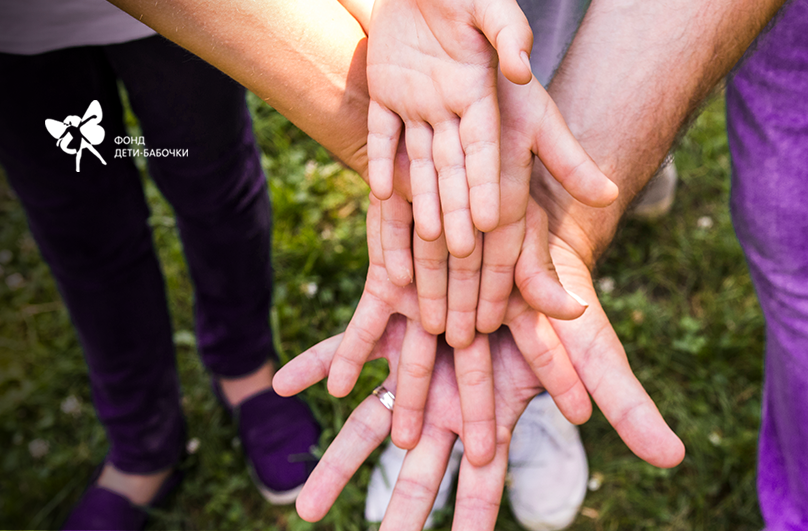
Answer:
[0, 93, 764, 530]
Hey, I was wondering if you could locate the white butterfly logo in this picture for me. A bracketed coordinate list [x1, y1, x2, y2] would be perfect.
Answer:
[45, 100, 107, 173]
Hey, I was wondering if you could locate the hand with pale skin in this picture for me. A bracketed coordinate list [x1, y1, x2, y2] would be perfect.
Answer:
[274, 318, 545, 530]
[340, 0, 618, 346]
[327, 194, 502, 465]
[380, 71, 619, 348]
[273, 314, 684, 530]
[366, 0, 534, 258]
[475, 70, 620, 334]
[326, 165, 690, 467]
[329, 192, 602, 465]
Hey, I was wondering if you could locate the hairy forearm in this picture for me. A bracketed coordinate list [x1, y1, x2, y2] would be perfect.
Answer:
[109, 0, 372, 177]
[536, 0, 786, 267]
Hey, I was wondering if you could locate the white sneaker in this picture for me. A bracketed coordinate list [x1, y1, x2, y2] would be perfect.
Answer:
[506, 393, 589, 531]
[629, 158, 678, 220]
[365, 439, 463, 529]
[365, 395, 588, 531]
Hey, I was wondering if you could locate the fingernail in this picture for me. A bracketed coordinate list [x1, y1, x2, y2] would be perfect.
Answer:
[566, 289, 589, 308]
[520, 51, 533, 76]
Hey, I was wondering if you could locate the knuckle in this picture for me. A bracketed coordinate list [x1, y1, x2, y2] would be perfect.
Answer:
[524, 341, 560, 371]
[414, 255, 448, 272]
[400, 358, 434, 382]
[456, 367, 492, 389]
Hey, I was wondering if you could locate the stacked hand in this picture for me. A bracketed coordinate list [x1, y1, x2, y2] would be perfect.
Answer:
[276, 0, 683, 527]
[275, 278, 684, 529]
[275, 318, 541, 530]
[274, 189, 683, 526]
[366, 0, 533, 256]
[330, 31, 620, 457]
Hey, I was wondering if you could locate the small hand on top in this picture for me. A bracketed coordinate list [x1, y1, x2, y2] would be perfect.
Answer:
[366, 0, 534, 258]
[380, 68, 619, 348]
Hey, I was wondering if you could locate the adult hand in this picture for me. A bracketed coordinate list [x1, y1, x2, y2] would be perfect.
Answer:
[512, 166, 686, 467]
[274, 317, 682, 529]
[475, 71, 618, 334]
[274, 319, 542, 530]
[324, 194, 500, 464]
[331, 190, 590, 464]
[380, 70, 619, 347]
[331, 186, 596, 463]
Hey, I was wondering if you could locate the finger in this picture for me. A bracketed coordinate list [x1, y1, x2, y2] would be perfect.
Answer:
[474, 0, 533, 85]
[432, 117, 476, 258]
[392, 319, 438, 449]
[297, 394, 393, 522]
[368, 100, 403, 199]
[514, 201, 587, 320]
[381, 191, 414, 286]
[531, 94, 619, 207]
[459, 93, 500, 233]
[451, 426, 511, 531]
[406, 123, 443, 242]
[454, 333, 496, 466]
[368, 194, 420, 318]
[476, 84, 533, 333]
[549, 252, 686, 468]
[552, 303, 685, 468]
[413, 231, 448, 334]
[274, 316, 408, 397]
[381, 428, 457, 531]
[325, 198, 415, 397]
[476, 217, 524, 333]
[445, 231, 483, 349]
[504, 296, 591, 425]
[273, 334, 345, 396]
[327, 291, 393, 397]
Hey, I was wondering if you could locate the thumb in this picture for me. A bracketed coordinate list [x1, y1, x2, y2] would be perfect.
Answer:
[475, 0, 534, 85]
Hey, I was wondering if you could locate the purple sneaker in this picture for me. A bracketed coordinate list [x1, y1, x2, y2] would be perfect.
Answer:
[61, 464, 183, 531]
[213, 381, 321, 505]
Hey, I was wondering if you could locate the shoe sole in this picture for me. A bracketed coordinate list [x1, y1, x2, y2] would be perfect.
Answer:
[249, 464, 305, 505]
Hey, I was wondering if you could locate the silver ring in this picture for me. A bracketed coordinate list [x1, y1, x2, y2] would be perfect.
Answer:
[372, 385, 395, 411]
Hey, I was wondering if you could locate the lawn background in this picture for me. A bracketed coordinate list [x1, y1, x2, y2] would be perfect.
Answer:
[0, 91, 765, 530]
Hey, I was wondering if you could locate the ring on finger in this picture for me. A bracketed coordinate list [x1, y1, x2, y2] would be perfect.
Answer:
[372, 385, 395, 411]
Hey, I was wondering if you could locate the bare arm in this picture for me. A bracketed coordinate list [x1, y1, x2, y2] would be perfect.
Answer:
[535, 0, 787, 266]
[109, 0, 373, 177]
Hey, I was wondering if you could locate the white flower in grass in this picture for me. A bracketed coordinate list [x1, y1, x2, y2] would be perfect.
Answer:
[173, 330, 196, 348]
[697, 216, 714, 229]
[580, 507, 600, 519]
[29, 439, 49, 459]
[186, 437, 201, 454]
[587, 472, 603, 491]
[597, 277, 615, 294]
[60, 395, 82, 416]
[708, 431, 722, 446]
[6, 272, 25, 290]
[304, 160, 318, 177]
[302, 282, 318, 298]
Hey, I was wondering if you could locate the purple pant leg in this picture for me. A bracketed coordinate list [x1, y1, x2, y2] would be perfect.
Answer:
[105, 37, 274, 377]
[0, 35, 273, 472]
[726, 2, 808, 528]
[0, 47, 184, 474]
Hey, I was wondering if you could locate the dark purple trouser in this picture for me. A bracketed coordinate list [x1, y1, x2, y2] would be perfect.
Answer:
[0, 36, 274, 474]
[727, 1, 808, 528]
